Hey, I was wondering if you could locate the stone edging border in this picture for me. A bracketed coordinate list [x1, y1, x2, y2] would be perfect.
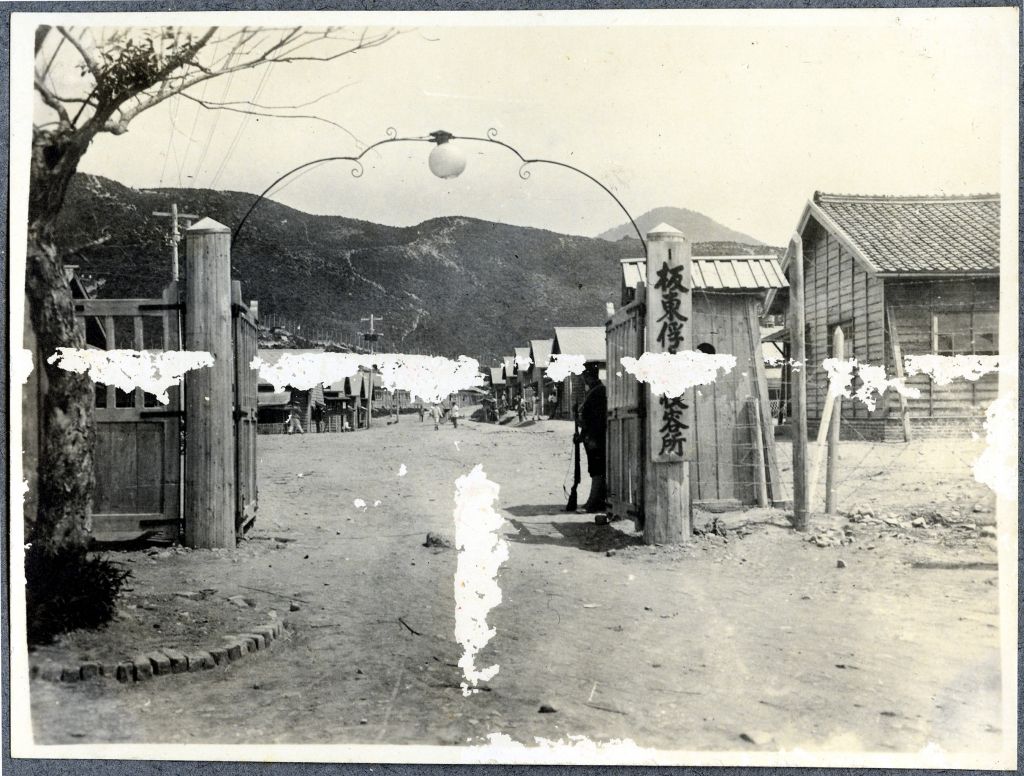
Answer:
[30, 620, 287, 684]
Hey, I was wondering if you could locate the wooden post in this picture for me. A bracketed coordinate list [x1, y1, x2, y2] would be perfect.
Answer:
[789, 232, 810, 531]
[807, 380, 836, 508]
[749, 396, 769, 508]
[183, 217, 235, 549]
[887, 305, 913, 442]
[826, 327, 844, 514]
[366, 370, 373, 428]
[643, 223, 692, 545]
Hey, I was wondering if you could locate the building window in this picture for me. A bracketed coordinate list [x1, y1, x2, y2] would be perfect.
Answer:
[933, 310, 998, 355]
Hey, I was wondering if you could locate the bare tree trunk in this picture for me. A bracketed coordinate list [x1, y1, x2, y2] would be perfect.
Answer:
[26, 129, 95, 552]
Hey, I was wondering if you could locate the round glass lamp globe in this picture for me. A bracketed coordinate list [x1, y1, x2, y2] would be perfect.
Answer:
[428, 142, 467, 179]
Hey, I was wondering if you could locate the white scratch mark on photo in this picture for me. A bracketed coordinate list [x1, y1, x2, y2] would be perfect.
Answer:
[46, 348, 214, 404]
[973, 393, 1017, 500]
[620, 350, 737, 398]
[453, 465, 507, 696]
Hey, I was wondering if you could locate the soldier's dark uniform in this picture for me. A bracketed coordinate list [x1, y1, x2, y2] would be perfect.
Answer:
[576, 367, 608, 513]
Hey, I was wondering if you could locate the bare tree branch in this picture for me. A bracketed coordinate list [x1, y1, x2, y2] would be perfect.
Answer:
[34, 78, 71, 124]
[192, 80, 357, 111]
[93, 27, 398, 136]
[177, 91, 364, 146]
[38, 30, 66, 79]
[56, 26, 101, 80]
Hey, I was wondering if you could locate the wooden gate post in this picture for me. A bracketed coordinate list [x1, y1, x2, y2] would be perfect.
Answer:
[183, 217, 235, 549]
[826, 326, 844, 514]
[643, 223, 692, 545]
[789, 232, 810, 531]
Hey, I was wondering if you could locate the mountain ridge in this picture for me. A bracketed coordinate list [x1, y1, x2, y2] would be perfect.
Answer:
[53, 174, 774, 360]
[599, 205, 764, 245]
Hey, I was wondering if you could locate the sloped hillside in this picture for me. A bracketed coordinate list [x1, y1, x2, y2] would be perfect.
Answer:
[51, 174, 770, 358]
[599, 205, 765, 245]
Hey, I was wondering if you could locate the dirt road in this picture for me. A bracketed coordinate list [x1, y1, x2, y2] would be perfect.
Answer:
[29, 416, 1003, 754]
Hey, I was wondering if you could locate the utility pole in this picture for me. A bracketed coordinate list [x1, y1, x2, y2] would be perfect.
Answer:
[153, 203, 198, 281]
[361, 314, 384, 354]
[789, 232, 810, 531]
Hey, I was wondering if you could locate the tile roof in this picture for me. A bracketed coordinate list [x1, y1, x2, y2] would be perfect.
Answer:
[552, 327, 606, 362]
[621, 255, 788, 292]
[811, 192, 1000, 273]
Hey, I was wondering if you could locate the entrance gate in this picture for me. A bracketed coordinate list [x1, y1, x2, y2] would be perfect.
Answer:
[75, 284, 182, 543]
[605, 287, 646, 525]
[73, 270, 260, 544]
[232, 281, 259, 534]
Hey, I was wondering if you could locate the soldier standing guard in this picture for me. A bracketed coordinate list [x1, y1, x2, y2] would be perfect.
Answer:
[576, 364, 608, 517]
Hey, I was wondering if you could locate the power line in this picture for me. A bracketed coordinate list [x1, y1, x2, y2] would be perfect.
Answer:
[188, 44, 237, 186]
[208, 62, 275, 190]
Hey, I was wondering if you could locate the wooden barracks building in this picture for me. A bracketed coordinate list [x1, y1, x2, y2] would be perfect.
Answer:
[768, 192, 1000, 440]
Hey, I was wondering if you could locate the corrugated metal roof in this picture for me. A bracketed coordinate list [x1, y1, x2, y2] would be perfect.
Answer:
[257, 390, 292, 407]
[529, 339, 554, 368]
[552, 327, 606, 362]
[489, 367, 506, 385]
[621, 256, 789, 292]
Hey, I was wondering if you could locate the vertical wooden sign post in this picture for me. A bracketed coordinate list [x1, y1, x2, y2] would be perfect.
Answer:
[643, 223, 692, 545]
[789, 233, 810, 531]
[184, 217, 236, 549]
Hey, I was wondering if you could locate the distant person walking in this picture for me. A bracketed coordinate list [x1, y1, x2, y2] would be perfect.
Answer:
[430, 403, 442, 431]
[311, 402, 325, 433]
[450, 403, 461, 429]
[516, 395, 526, 423]
[285, 403, 305, 435]
[418, 404, 426, 422]
[576, 364, 608, 517]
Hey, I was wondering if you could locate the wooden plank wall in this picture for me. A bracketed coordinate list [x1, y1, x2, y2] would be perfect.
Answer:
[605, 293, 645, 522]
[802, 223, 885, 423]
[689, 292, 770, 505]
[883, 277, 999, 419]
[554, 373, 588, 419]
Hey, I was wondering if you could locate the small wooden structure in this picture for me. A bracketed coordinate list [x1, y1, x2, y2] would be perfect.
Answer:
[766, 192, 1001, 439]
[551, 326, 606, 419]
[38, 218, 261, 546]
[322, 378, 358, 431]
[512, 346, 533, 406]
[500, 356, 517, 402]
[608, 227, 788, 536]
[488, 366, 506, 395]
[528, 338, 554, 416]
[254, 348, 326, 434]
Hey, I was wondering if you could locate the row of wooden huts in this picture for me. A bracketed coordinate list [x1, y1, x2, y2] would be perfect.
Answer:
[256, 349, 488, 433]
[256, 349, 376, 434]
[486, 326, 608, 419]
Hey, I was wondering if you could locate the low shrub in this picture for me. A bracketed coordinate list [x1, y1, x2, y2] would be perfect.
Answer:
[25, 543, 131, 645]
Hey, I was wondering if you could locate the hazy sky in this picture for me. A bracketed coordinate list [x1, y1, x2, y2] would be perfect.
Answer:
[53, 9, 1017, 245]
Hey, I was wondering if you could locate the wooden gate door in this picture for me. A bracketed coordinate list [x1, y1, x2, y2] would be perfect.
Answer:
[75, 284, 182, 543]
[232, 284, 259, 534]
[605, 287, 646, 524]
